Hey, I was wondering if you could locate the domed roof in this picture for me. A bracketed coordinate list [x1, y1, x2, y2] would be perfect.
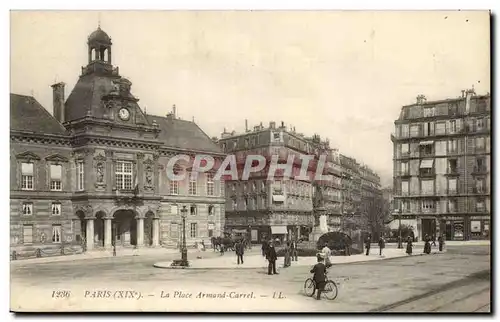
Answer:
[88, 26, 111, 44]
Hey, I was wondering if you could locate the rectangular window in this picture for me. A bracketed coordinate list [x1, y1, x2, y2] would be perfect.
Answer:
[188, 173, 197, 195]
[171, 204, 178, 215]
[208, 205, 214, 216]
[476, 118, 485, 130]
[401, 143, 409, 155]
[400, 162, 409, 175]
[475, 178, 485, 193]
[410, 124, 420, 137]
[52, 225, 62, 243]
[401, 124, 409, 138]
[422, 200, 435, 212]
[476, 198, 485, 212]
[435, 122, 446, 135]
[23, 225, 33, 244]
[401, 181, 409, 195]
[232, 199, 238, 211]
[448, 199, 457, 213]
[170, 180, 179, 195]
[22, 202, 33, 215]
[50, 164, 62, 191]
[475, 137, 485, 150]
[421, 180, 434, 194]
[423, 122, 434, 136]
[243, 197, 249, 210]
[51, 202, 61, 216]
[448, 139, 458, 153]
[115, 161, 133, 190]
[190, 223, 197, 238]
[448, 178, 457, 193]
[208, 223, 215, 237]
[206, 173, 214, 196]
[448, 159, 458, 174]
[190, 205, 197, 216]
[448, 120, 457, 134]
[76, 161, 84, 191]
[475, 157, 486, 172]
[21, 162, 34, 190]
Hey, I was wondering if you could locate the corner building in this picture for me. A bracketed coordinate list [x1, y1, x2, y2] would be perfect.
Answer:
[10, 27, 226, 256]
[218, 122, 343, 243]
[392, 90, 491, 241]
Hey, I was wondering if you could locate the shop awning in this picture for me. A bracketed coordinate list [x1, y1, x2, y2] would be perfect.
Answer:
[232, 229, 247, 233]
[420, 159, 434, 168]
[419, 141, 434, 145]
[272, 195, 285, 202]
[271, 226, 288, 234]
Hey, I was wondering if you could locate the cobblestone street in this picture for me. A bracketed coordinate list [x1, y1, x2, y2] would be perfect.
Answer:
[10, 245, 490, 312]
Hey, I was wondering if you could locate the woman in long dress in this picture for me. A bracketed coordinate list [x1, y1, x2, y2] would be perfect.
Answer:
[406, 236, 413, 255]
[283, 242, 291, 267]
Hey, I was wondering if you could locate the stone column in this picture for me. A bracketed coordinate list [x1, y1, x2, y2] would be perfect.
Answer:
[86, 218, 95, 251]
[152, 218, 160, 247]
[104, 218, 112, 249]
[136, 217, 144, 247]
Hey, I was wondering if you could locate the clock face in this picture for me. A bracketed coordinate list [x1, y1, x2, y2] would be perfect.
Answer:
[118, 108, 130, 120]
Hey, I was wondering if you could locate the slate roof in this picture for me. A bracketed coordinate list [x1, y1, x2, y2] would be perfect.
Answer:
[146, 115, 223, 154]
[10, 93, 68, 136]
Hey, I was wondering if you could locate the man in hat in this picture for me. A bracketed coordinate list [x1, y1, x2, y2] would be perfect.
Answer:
[310, 253, 327, 300]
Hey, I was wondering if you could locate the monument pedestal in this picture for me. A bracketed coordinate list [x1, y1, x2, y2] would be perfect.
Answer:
[308, 209, 328, 247]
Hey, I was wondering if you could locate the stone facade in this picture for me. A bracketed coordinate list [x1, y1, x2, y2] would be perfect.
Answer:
[10, 27, 226, 257]
[391, 90, 491, 241]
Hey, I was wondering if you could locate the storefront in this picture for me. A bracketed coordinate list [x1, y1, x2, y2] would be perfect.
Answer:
[469, 216, 490, 240]
[270, 225, 287, 244]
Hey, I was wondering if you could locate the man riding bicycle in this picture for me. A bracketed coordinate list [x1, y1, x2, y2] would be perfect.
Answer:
[310, 253, 327, 300]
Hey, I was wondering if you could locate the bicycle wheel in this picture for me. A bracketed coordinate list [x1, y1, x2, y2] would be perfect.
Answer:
[303, 278, 316, 297]
[323, 280, 338, 300]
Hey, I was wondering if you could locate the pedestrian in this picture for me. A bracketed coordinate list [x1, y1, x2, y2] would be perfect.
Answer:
[438, 235, 444, 252]
[236, 240, 244, 265]
[431, 235, 437, 247]
[112, 240, 116, 257]
[261, 239, 268, 257]
[321, 243, 332, 268]
[201, 240, 206, 251]
[220, 239, 225, 256]
[291, 239, 298, 262]
[378, 236, 385, 256]
[310, 253, 327, 300]
[345, 238, 351, 256]
[365, 235, 371, 256]
[424, 236, 431, 254]
[406, 236, 413, 255]
[283, 242, 291, 267]
[266, 242, 278, 275]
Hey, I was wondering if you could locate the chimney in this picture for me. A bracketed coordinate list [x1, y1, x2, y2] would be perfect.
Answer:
[51, 82, 66, 123]
[269, 121, 276, 129]
[172, 104, 176, 118]
[465, 88, 474, 113]
[260, 122, 263, 129]
[281, 121, 285, 128]
[245, 119, 248, 132]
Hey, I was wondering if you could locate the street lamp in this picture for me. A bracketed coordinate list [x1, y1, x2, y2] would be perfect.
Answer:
[397, 208, 403, 249]
[180, 205, 188, 264]
[172, 205, 189, 267]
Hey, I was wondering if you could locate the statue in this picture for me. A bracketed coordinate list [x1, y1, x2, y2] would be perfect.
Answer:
[96, 163, 104, 183]
[313, 182, 325, 209]
[145, 166, 153, 186]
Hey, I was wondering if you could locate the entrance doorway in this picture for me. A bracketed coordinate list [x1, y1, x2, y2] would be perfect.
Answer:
[94, 211, 105, 248]
[421, 219, 436, 238]
[113, 210, 137, 246]
[76, 211, 86, 244]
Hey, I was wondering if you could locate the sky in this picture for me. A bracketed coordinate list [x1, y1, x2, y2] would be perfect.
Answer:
[10, 11, 490, 187]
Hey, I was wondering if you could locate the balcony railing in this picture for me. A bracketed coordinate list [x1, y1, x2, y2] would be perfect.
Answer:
[419, 170, 435, 177]
[473, 166, 488, 174]
[472, 187, 487, 194]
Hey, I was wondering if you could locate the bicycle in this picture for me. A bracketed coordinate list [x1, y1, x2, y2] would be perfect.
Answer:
[303, 274, 338, 300]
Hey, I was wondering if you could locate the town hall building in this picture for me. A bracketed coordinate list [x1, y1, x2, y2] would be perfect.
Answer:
[10, 27, 226, 257]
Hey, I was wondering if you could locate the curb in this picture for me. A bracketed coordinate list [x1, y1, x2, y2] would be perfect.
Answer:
[152, 251, 447, 270]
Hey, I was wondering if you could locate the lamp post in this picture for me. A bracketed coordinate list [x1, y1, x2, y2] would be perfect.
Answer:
[397, 208, 403, 249]
[180, 205, 188, 264]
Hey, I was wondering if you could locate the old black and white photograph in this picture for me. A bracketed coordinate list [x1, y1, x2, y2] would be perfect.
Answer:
[8, 9, 491, 313]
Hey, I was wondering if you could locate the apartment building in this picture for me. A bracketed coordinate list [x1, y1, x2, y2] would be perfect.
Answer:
[392, 90, 491, 241]
[218, 122, 343, 242]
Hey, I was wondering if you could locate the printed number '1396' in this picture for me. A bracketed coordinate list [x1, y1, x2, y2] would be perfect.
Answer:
[52, 290, 71, 298]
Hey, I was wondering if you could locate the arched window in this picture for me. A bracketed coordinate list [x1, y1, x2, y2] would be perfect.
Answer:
[190, 204, 197, 216]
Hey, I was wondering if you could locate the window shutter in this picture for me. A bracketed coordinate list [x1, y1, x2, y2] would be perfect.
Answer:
[50, 164, 62, 179]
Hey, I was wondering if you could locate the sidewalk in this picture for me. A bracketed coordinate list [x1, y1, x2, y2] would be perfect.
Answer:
[10, 247, 210, 266]
[376, 240, 490, 247]
[154, 246, 445, 270]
